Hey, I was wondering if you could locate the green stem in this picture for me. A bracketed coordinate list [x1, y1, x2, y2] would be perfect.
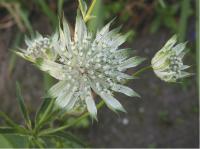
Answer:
[133, 65, 152, 77]
[78, 0, 86, 17]
[58, 0, 64, 17]
[84, 0, 97, 23]
[197, 0, 199, 99]
[178, 0, 191, 42]
[38, 100, 105, 136]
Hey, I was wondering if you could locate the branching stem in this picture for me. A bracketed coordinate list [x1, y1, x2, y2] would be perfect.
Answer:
[79, 0, 97, 23]
[38, 100, 105, 136]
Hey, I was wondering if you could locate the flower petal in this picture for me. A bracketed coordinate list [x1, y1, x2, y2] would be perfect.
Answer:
[178, 71, 193, 79]
[48, 80, 68, 97]
[114, 48, 131, 58]
[180, 65, 190, 70]
[64, 93, 79, 110]
[62, 17, 72, 51]
[75, 12, 87, 44]
[56, 86, 75, 108]
[113, 71, 136, 80]
[25, 36, 32, 46]
[109, 34, 127, 48]
[85, 92, 97, 119]
[162, 35, 177, 50]
[35, 59, 66, 80]
[15, 51, 35, 63]
[173, 42, 187, 55]
[97, 18, 115, 36]
[118, 57, 145, 71]
[112, 84, 140, 97]
[100, 93, 126, 112]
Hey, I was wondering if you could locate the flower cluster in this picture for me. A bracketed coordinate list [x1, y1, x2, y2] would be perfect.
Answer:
[16, 13, 145, 119]
[151, 35, 191, 82]
[16, 33, 57, 62]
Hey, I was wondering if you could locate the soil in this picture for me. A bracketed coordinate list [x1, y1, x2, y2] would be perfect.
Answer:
[85, 32, 198, 148]
[0, 14, 198, 148]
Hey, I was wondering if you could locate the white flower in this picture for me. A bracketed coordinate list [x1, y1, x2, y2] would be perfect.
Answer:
[17, 13, 145, 119]
[15, 32, 57, 62]
[151, 35, 192, 82]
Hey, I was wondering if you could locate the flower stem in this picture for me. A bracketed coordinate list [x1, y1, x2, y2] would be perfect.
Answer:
[79, 0, 97, 23]
[78, 0, 86, 17]
[38, 100, 105, 136]
[84, 0, 96, 22]
[133, 65, 152, 77]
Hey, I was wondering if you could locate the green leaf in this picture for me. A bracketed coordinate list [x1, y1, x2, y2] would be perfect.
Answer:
[0, 112, 19, 128]
[0, 112, 27, 135]
[43, 131, 88, 148]
[35, 98, 52, 123]
[38, 101, 105, 136]
[3, 134, 28, 148]
[37, 109, 60, 130]
[0, 134, 13, 148]
[35, 98, 56, 129]
[46, 131, 87, 148]
[16, 82, 31, 128]
[150, 18, 161, 33]
[0, 127, 19, 134]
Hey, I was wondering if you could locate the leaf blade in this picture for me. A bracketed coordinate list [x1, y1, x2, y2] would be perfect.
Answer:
[16, 82, 31, 128]
[0, 127, 19, 134]
[0, 112, 28, 135]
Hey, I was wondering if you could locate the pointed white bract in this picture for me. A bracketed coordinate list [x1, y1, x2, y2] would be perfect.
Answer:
[16, 33, 58, 63]
[151, 35, 192, 82]
[17, 13, 144, 119]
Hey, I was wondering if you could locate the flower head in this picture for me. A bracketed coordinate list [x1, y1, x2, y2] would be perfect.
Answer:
[16, 32, 57, 62]
[151, 35, 192, 82]
[17, 13, 145, 119]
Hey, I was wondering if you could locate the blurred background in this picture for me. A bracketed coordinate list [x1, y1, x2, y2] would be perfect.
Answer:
[0, 0, 198, 148]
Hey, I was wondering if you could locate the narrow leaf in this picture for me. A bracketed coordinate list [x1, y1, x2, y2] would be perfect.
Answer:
[51, 131, 88, 147]
[0, 127, 19, 134]
[16, 82, 31, 127]
[0, 112, 19, 128]
[0, 112, 28, 135]
[36, 98, 56, 128]
[35, 98, 50, 124]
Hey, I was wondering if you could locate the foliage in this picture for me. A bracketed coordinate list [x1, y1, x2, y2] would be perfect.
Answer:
[0, 83, 89, 148]
[150, 2, 179, 33]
